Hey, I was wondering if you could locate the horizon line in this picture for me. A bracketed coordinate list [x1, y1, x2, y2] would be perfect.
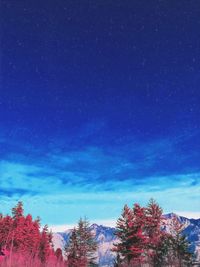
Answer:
[48, 211, 200, 232]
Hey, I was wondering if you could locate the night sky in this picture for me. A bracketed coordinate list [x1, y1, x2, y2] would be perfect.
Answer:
[0, 1, 200, 229]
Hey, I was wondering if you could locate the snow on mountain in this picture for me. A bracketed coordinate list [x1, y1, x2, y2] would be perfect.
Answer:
[52, 232, 66, 251]
[52, 214, 200, 266]
[90, 224, 117, 266]
[182, 218, 200, 261]
[52, 224, 117, 266]
[163, 213, 200, 260]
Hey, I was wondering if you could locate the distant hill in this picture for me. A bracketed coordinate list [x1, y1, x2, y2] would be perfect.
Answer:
[52, 213, 200, 267]
[163, 213, 200, 261]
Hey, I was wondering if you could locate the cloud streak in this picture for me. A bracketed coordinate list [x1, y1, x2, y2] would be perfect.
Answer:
[0, 128, 200, 225]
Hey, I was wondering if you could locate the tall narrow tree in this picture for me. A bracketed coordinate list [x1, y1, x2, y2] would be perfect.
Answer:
[38, 225, 52, 263]
[65, 228, 80, 267]
[114, 204, 147, 266]
[145, 199, 167, 266]
[169, 215, 193, 266]
[65, 218, 98, 267]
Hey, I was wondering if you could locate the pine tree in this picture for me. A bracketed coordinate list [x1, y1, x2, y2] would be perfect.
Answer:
[113, 204, 133, 264]
[0, 214, 13, 248]
[145, 199, 167, 266]
[65, 228, 80, 267]
[169, 215, 193, 267]
[38, 225, 52, 263]
[9, 202, 41, 255]
[0, 202, 63, 266]
[12, 201, 23, 219]
[65, 218, 98, 267]
[114, 200, 194, 267]
[114, 204, 147, 266]
[76, 218, 97, 266]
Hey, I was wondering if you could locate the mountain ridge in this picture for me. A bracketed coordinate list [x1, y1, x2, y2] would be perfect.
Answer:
[52, 213, 200, 266]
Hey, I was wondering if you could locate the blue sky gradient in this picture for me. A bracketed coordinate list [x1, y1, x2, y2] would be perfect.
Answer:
[0, 1, 200, 228]
[0, 126, 200, 226]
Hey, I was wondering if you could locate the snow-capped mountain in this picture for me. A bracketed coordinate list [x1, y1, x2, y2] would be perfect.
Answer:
[90, 224, 117, 266]
[52, 214, 200, 266]
[163, 213, 200, 261]
[52, 224, 117, 267]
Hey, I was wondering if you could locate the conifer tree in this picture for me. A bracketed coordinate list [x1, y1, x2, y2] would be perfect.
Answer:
[114, 200, 193, 267]
[65, 228, 80, 267]
[12, 201, 24, 219]
[8, 202, 41, 255]
[169, 215, 193, 266]
[0, 202, 64, 266]
[77, 218, 97, 266]
[39, 225, 52, 263]
[65, 218, 98, 267]
[0, 214, 13, 248]
[145, 199, 167, 266]
[114, 204, 147, 266]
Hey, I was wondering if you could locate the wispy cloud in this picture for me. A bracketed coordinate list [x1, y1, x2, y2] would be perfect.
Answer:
[0, 129, 200, 224]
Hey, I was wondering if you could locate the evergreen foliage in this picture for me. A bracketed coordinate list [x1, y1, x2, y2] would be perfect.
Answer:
[113, 199, 193, 267]
[0, 202, 65, 266]
[65, 218, 98, 267]
[0, 200, 194, 267]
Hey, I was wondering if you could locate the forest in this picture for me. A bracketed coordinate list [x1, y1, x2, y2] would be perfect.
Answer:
[0, 200, 193, 267]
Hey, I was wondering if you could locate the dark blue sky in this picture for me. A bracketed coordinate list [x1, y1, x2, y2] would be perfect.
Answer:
[0, 1, 200, 227]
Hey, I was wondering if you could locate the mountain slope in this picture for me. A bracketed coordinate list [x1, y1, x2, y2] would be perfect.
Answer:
[163, 213, 200, 261]
[52, 214, 200, 266]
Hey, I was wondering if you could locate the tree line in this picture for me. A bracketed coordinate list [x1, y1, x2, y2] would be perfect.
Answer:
[0, 202, 97, 267]
[0, 200, 193, 267]
[113, 199, 193, 267]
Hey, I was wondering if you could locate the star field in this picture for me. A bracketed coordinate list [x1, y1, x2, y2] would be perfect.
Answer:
[0, 0, 200, 226]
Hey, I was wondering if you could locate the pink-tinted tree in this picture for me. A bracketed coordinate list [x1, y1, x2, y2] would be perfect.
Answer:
[0, 202, 65, 266]
[55, 248, 63, 262]
[114, 204, 147, 266]
[113, 199, 193, 267]
[145, 199, 168, 266]
[38, 225, 53, 263]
